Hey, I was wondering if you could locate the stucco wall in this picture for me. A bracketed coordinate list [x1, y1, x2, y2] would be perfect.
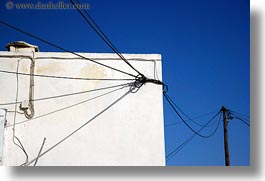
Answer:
[0, 109, 6, 165]
[0, 51, 165, 166]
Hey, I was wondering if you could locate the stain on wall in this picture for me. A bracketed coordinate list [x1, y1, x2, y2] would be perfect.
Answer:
[36, 61, 63, 75]
[79, 63, 106, 90]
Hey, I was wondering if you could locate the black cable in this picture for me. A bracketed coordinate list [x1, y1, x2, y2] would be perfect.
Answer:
[74, 0, 117, 53]
[0, 20, 137, 78]
[166, 112, 221, 161]
[0, 69, 135, 81]
[167, 100, 215, 127]
[0, 82, 132, 106]
[25, 87, 132, 166]
[73, 0, 121, 56]
[70, 0, 143, 76]
[167, 119, 218, 162]
[230, 110, 250, 119]
[6, 82, 132, 128]
[228, 110, 250, 126]
[165, 111, 217, 127]
[233, 116, 250, 126]
[164, 92, 220, 138]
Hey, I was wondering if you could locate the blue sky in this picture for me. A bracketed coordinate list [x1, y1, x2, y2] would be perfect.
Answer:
[0, 0, 250, 166]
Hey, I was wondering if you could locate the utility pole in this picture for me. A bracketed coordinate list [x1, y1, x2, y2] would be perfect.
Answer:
[221, 106, 230, 166]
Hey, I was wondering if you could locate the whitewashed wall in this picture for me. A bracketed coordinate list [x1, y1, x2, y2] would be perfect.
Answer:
[0, 109, 6, 165]
[0, 51, 165, 166]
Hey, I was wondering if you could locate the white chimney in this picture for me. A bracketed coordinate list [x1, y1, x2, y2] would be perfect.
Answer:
[6, 41, 39, 52]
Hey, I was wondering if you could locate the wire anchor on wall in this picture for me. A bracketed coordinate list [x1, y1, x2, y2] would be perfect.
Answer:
[132, 74, 167, 92]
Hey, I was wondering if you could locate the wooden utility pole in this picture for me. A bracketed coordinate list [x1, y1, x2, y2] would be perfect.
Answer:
[221, 106, 230, 166]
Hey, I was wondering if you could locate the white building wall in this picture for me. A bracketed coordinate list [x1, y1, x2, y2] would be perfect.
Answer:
[0, 51, 165, 166]
[0, 109, 6, 165]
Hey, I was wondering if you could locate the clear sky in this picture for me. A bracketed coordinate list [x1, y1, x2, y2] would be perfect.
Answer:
[0, 0, 250, 166]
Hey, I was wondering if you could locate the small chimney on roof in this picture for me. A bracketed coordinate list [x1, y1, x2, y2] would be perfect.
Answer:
[6, 41, 39, 52]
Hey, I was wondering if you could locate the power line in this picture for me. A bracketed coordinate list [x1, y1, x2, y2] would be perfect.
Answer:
[228, 110, 250, 126]
[0, 69, 135, 81]
[70, 0, 143, 76]
[164, 92, 220, 138]
[73, 0, 118, 55]
[230, 110, 250, 119]
[165, 111, 217, 127]
[0, 20, 137, 78]
[6, 83, 131, 128]
[169, 102, 216, 127]
[0, 82, 132, 106]
[166, 112, 221, 161]
[233, 116, 250, 126]
[25, 87, 132, 166]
